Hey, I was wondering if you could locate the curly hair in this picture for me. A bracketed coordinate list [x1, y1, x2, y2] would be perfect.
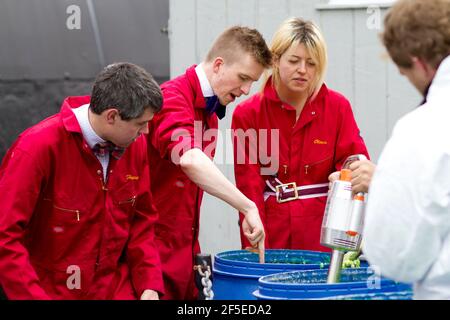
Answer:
[382, 0, 450, 69]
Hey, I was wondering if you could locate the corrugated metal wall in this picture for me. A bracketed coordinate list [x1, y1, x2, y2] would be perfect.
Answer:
[0, 0, 169, 80]
[0, 0, 169, 160]
[168, 0, 421, 256]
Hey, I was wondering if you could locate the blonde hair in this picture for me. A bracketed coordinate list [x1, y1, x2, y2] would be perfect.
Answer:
[269, 18, 328, 99]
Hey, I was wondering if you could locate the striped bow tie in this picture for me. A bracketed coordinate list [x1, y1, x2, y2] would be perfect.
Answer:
[92, 141, 125, 160]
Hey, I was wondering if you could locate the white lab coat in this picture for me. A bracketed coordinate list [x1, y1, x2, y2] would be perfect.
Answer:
[363, 55, 450, 299]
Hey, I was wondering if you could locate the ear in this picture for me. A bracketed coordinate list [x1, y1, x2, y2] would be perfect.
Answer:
[412, 56, 437, 79]
[412, 56, 429, 73]
[104, 108, 120, 125]
[212, 57, 225, 73]
[411, 56, 424, 70]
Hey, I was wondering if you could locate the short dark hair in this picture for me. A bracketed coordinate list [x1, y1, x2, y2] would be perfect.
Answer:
[206, 26, 272, 69]
[382, 0, 450, 69]
[90, 62, 163, 120]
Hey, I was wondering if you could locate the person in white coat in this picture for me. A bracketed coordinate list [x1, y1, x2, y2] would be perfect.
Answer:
[362, 0, 450, 299]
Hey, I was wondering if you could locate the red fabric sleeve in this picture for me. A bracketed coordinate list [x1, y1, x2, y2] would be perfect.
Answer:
[126, 152, 164, 297]
[0, 147, 51, 299]
[149, 87, 200, 164]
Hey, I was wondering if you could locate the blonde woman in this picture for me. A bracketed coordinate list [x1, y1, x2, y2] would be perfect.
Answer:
[232, 18, 369, 251]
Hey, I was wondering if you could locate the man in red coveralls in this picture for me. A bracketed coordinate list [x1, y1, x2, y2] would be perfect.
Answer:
[148, 26, 272, 300]
[0, 63, 164, 300]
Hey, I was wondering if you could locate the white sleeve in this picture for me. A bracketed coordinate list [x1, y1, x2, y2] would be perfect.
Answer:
[363, 116, 450, 283]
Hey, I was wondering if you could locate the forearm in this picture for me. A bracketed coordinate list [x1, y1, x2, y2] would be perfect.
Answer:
[180, 148, 255, 214]
[180, 149, 265, 257]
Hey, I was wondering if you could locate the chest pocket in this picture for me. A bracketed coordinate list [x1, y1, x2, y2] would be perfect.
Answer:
[112, 181, 138, 224]
[43, 198, 86, 224]
[32, 198, 88, 263]
[115, 195, 137, 222]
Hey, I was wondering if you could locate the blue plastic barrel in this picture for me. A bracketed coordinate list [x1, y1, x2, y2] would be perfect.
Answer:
[253, 268, 412, 300]
[213, 249, 332, 300]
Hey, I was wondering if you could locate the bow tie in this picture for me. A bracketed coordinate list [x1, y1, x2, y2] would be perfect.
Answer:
[92, 141, 125, 160]
[205, 95, 226, 120]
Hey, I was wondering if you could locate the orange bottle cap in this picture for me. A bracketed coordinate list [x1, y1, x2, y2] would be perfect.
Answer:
[340, 169, 352, 182]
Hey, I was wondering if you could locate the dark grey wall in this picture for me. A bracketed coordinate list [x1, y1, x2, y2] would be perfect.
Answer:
[0, 0, 169, 161]
[0, 79, 92, 159]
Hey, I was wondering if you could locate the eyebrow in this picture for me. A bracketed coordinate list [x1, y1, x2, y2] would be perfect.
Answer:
[289, 55, 313, 60]
[240, 73, 259, 82]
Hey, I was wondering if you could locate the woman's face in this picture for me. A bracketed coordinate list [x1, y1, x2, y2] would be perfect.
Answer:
[275, 42, 318, 95]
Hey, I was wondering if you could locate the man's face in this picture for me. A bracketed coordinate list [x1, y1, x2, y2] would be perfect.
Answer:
[211, 53, 265, 105]
[107, 108, 154, 148]
[397, 58, 436, 96]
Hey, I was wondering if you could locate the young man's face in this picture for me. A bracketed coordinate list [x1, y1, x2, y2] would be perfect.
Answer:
[211, 53, 265, 106]
[398, 66, 428, 96]
[107, 108, 154, 148]
[397, 58, 436, 96]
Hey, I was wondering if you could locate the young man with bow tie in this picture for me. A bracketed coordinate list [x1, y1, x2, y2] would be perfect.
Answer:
[147, 26, 272, 300]
[0, 62, 164, 300]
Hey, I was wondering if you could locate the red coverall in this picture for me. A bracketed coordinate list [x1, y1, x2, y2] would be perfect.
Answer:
[232, 78, 369, 251]
[148, 66, 218, 300]
[0, 96, 164, 299]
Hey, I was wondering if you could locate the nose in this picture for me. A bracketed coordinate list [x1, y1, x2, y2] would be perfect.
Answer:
[297, 61, 307, 74]
[240, 82, 252, 95]
[140, 124, 149, 135]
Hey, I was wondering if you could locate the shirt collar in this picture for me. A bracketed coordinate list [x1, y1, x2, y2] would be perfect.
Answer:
[72, 104, 106, 149]
[195, 63, 215, 98]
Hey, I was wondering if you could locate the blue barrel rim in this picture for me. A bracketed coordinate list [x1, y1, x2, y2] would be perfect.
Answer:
[258, 268, 410, 298]
[257, 268, 402, 290]
[213, 268, 262, 280]
[214, 249, 331, 269]
[254, 288, 412, 300]
[253, 290, 287, 300]
[258, 267, 371, 282]
[259, 277, 397, 290]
